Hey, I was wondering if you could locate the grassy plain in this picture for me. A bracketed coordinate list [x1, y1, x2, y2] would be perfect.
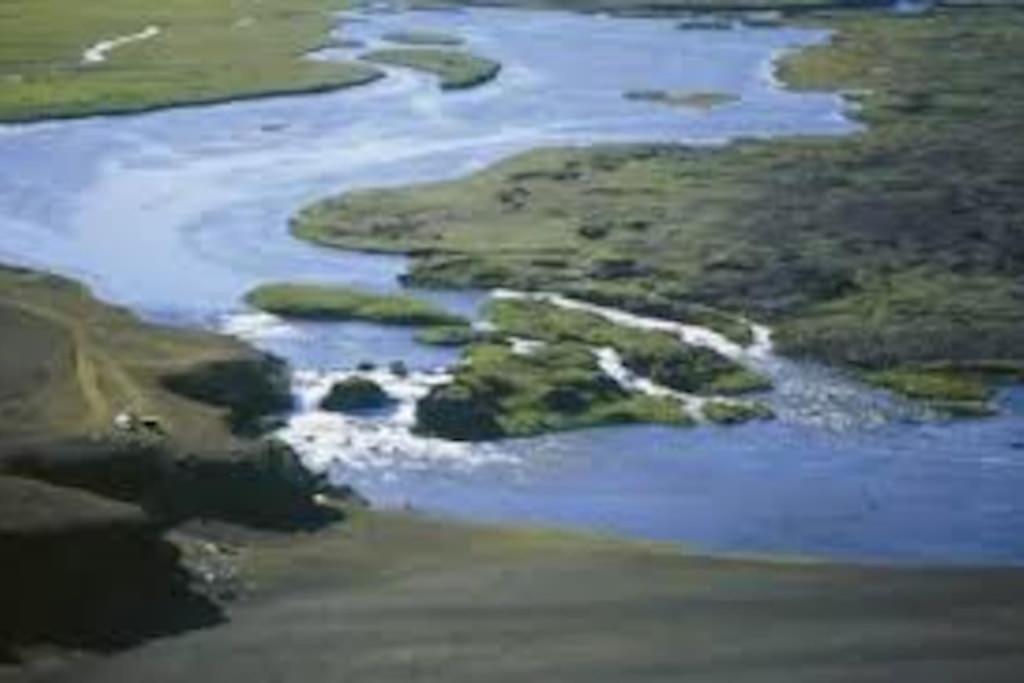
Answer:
[294, 9, 1024, 405]
[0, 0, 381, 122]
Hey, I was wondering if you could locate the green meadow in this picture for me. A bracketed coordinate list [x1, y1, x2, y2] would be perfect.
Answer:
[0, 0, 380, 122]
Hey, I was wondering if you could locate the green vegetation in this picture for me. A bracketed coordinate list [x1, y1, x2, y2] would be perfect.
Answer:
[0, 0, 382, 122]
[624, 90, 739, 110]
[414, 324, 485, 346]
[362, 48, 501, 89]
[862, 366, 997, 417]
[245, 283, 467, 326]
[295, 10, 1024, 409]
[487, 298, 769, 394]
[415, 342, 690, 440]
[702, 399, 773, 424]
[382, 29, 464, 46]
[320, 377, 394, 412]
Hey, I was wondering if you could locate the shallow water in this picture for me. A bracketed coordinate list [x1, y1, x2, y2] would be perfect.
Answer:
[2, 8, 1022, 564]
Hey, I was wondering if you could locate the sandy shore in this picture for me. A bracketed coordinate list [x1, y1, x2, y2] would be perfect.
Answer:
[8, 509, 1023, 682]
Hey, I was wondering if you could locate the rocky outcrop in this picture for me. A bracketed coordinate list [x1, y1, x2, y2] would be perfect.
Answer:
[161, 356, 293, 435]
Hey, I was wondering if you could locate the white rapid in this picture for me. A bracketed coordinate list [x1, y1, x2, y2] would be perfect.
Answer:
[594, 346, 712, 417]
[277, 367, 518, 477]
[81, 26, 162, 65]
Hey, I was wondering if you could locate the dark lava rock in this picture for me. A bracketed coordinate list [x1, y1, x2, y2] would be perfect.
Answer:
[414, 384, 503, 441]
[320, 377, 394, 413]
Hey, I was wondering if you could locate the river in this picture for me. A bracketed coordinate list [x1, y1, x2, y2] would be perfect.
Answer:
[1, 7, 1022, 564]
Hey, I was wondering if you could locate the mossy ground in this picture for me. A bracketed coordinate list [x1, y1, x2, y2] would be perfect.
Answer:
[415, 341, 690, 440]
[414, 324, 485, 346]
[245, 283, 467, 326]
[487, 298, 769, 395]
[294, 9, 1024, 409]
[0, 0, 381, 122]
[361, 47, 501, 89]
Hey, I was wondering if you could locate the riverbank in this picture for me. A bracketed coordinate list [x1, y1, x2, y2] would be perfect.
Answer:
[0, 264, 350, 661]
[0, 265, 292, 455]
[0, 0, 381, 123]
[292, 7, 1024, 409]
[11, 506, 1024, 682]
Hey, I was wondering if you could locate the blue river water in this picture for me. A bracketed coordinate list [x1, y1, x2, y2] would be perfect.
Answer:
[1, 8, 1021, 564]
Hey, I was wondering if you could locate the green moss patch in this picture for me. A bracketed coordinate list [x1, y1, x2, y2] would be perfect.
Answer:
[415, 324, 486, 346]
[702, 399, 773, 424]
[415, 342, 690, 441]
[245, 283, 467, 327]
[487, 298, 769, 395]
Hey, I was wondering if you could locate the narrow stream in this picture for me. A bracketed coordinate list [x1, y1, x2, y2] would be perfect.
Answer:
[1, 8, 1022, 564]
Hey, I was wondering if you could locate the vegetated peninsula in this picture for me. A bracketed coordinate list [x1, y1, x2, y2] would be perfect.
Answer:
[293, 9, 1024, 415]
[0, 0, 382, 122]
[361, 47, 502, 89]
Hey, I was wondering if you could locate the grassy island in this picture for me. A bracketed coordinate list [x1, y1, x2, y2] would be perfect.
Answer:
[0, 0, 382, 123]
[361, 47, 501, 89]
[245, 283, 468, 326]
[294, 9, 1024, 411]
